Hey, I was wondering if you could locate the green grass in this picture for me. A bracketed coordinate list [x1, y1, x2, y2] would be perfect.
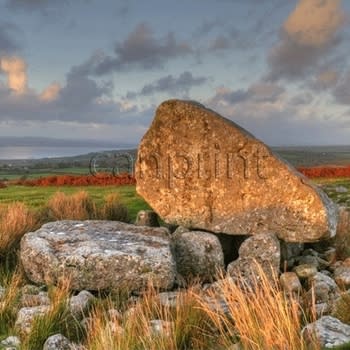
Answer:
[0, 185, 150, 222]
[0, 167, 90, 180]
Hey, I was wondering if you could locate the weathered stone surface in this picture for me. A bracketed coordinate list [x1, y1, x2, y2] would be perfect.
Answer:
[43, 334, 72, 350]
[20, 220, 176, 292]
[171, 230, 224, 283]
[280, 272, 302, 296]
[302, 316, 350, 348]
[135, 210, 160, 227]
[15, 305, 49, 335]
[136, 99, 337, 242]
[69, 290, 95, 319]
[226, 233, 280, 285]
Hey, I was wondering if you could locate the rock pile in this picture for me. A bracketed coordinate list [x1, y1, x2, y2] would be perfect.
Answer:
[12, 100, 350, 348]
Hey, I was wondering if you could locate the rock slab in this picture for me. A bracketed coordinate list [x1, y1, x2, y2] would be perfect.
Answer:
[20, 220, 176, 292]
[136, 99, 337, 242]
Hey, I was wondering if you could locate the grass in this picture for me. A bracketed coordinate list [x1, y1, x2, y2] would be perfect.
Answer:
[22, 278, 84, 350]
[0, 178, 349, 348]
[198, 264, 314, 350]
[0, 184, 149, 221]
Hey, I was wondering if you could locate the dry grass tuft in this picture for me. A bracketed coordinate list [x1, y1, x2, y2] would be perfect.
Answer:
[0, 202, 37, 254]
[98, 193, 130, 222]
[42, 191, 97, 221]
[197, 263, 316, 350]
[85, 285, 214, 350]
[23, 276, 84, 350]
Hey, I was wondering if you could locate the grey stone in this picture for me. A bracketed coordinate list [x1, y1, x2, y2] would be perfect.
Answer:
[334, 264, 350, 289]
[294, 264, 318, 279]
[0, 336, 21, 347]
[171, 230, 225, 283]
[21, 291, 50, 307]
[20, 220, 176, 292]
[69, 290, 95, 318]
[43, 334, 72, 350]
[227, 233, 280, 286]
[335, 186, 348, 193]
[280, 272, 302, 296]
[135, 210, 160, 227]
[157, 291, 184, 308]
[136, 99, 337, 242]
[302, 316, 350, 348]
[280, 241, 304, 269]
[149, 319, 174, 337]
[15, 305, 49, 335]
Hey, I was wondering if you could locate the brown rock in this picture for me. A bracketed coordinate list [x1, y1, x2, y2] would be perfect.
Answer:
[136, 100, 337, 242]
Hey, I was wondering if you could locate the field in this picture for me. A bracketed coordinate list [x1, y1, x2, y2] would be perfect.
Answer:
[0, 147, 350, 349]
[0, 185, 149, 222]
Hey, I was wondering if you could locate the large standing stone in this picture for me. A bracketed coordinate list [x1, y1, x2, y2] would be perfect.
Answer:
[20, 220, 176, 292]
[136, 99, 337, 242]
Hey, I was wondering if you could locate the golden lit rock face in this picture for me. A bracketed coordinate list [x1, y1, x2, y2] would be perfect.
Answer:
[136, 100, 338, 242]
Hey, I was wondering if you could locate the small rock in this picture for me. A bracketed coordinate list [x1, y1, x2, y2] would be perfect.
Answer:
[335, 186, 348, 193]
[171, 230, 225, 283]
[334, 264, 350, 289]
[302, 316, 350, 348]
[227, 233, 280, 287]
[135, 210, 160, 227]
[43, 334, 72, 350]
[69, 290, 95, 318]
[280, 241, 304, 269]
[294, 264, 318, 279]
[21, 291, 50, 307]
[149, 319, 174, 337]
[157, 291, 183, 308]
[0, 336, 21, 347]
[280, 272, 302, 296]
[15, 305, 49, 335]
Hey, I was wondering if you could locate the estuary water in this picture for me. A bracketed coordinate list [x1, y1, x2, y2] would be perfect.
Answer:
[0, 146, 113, 160]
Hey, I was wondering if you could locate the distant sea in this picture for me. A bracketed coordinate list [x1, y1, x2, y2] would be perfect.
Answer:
[0, 146, 118, 160]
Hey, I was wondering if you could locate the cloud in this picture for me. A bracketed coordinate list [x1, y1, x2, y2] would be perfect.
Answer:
[208, 82, 285, 107]
[290, 92, 314, 105]
[0, 56, 27, 93]
[267, 0, 345, 81]
[75, 23, 193, 75]
[333, 71, 350, 105]
[0, 23, 19, 54]
[284, 0, 345, 48]
[5, 0, 68, 11]
[126, 71, 208, 98]
[205, 84, 346, 146]
[39, 82, 61, 102]
[310, 69, 340, 90]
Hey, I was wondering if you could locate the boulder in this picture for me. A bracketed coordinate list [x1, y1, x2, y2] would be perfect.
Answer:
[227, 233, 280, 286]
[302, 316, 350, 348]
[171, 230, 224, 283]
[136, 99, 337, 242]
[20, 220, 176, 292]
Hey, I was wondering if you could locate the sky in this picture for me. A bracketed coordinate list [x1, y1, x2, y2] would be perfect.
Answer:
[0, 0, 350, 154]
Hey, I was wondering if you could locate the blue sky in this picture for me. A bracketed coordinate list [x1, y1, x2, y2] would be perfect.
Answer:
[0, 0, 349, 149]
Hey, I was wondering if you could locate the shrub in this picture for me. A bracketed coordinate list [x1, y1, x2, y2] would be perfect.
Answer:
[197, 264, 314, 350]
[0, 202, 37, 255]
[98, 193, 130, 222]
[42, 191, 96, 222]
[85, 285, 214, 350]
